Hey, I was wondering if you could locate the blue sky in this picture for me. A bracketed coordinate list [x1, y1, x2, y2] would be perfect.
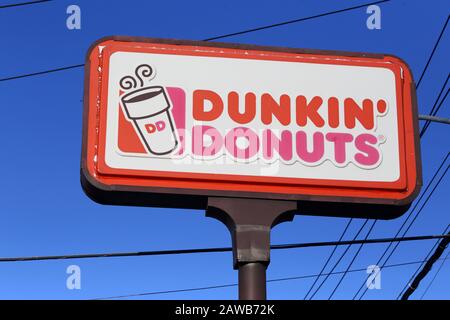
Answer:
[0, 0, 448, 300]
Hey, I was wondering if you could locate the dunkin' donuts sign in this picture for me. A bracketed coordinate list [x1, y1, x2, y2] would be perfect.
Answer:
[82, 38, 421, 214]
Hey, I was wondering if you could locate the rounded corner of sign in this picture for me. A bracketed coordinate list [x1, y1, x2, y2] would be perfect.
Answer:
[392, 179, 421, 207]
[383, 54, 414, 79]
[80, 162, 112, 197]
[86, 37, 119, 60]
[406, 178, 422, 203]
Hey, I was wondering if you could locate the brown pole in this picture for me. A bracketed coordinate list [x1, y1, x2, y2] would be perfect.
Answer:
[206, 197, 297, 300]
[239, 262, 267, 300]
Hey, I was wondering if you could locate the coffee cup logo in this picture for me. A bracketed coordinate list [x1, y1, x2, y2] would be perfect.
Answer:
[119, 65, 179, 155]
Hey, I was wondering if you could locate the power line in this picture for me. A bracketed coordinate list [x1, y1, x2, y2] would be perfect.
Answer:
[353, 153, 449, 299]
[0, 0, 51, 9]
[0, 234, 449, 263]
[400, 231, 450, 300]
[92, 256, 450, 300]
[0, 1, 391, 83]
[378, 164, 449, 277]
[397, 224, 449, 299]
[354, 154, 450, 300]
[359, 175, 449, 300]
[328, 220, 377, 299]
[420, 73, 449, 136]
[405, 224, 449, 292]
[203, 0, 391, 41]
[419, 67, 450, 137]
[2, 0, 448, 296]
[420, 87, 450, 137]
[0, 0, 447, 301]
[0, 64, 84, 82]
[308, 219, 369, 300]
[303, 218, 353, 299]
[420, 250, 450, 299]
[93, 283, 238, 300]
[307, 102, 450, 300]
[416, 15, 449, 89]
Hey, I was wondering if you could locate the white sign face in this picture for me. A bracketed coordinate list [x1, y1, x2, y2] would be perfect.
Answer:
[105, 51, 399, 182]
[83, 38, 420, 207]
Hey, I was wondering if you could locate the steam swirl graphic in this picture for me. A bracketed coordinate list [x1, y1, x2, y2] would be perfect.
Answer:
[119, 64, 154, 90]
[135, 64, 153, 87]
[119, 76, 137, 90]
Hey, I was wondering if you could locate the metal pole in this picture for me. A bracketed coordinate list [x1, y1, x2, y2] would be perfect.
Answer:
[239, 262, 267, 300]
[206, 197, 297, 300]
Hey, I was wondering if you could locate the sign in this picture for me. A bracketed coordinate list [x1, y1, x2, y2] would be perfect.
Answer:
[81, 37, 421, 218]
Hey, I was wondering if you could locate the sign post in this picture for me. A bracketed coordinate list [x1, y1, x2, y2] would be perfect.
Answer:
[207, 197, 297, 299]
[81, 36, 422, 299]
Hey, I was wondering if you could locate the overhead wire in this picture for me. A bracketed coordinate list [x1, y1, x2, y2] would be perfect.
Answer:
[1, 0, 448, 301]
[397, 224, 450, 299]
[0, 0, 391, 82]
[420, 83, 449, 137]
[308, 219, 369, 300]
[327, 220, 378, 299]
[0, 0, 52, 10]
[0, 233, 448, 263]
[303, 218, 353, 300]
[419, 250, 450, 299]
[416, 15, 449, 89]
[354, 154, 449, 299]
[92, 256, 450, 300]
[400, 230, 450, 300]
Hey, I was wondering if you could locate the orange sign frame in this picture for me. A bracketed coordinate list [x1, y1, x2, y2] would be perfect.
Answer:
[81, 36, 422, 218]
